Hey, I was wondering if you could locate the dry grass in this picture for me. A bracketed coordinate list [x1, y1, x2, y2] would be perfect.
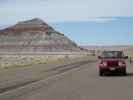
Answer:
[0, 54, 94, 69]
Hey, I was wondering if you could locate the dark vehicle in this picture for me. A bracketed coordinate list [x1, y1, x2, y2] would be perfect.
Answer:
[98, 51, 128, 76]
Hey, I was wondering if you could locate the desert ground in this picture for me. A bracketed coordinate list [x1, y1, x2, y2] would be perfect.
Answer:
[0, 52, 132, 100]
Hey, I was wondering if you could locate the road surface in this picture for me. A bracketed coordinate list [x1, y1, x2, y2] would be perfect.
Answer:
[0, 57, 133, 100]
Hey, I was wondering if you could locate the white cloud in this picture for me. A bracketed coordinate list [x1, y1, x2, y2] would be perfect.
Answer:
[0, 0, 133, 23]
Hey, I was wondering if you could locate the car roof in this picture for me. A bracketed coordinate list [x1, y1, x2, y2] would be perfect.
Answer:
[103, 50, 123, 52]
[102, 50, 124, 53]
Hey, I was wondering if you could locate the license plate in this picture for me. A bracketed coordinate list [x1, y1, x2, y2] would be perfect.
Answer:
[110, 67, 115, 71]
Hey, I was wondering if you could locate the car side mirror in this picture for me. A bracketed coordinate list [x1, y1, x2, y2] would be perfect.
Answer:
[98, 56, 102, 59]
[124, 56, 128, 59]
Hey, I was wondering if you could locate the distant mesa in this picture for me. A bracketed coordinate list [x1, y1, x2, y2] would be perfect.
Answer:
[0, 18, 81, 52]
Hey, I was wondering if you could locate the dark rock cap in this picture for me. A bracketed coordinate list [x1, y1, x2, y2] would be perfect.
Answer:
[0, 18, 54, 34]
[17, 18, 48, 25]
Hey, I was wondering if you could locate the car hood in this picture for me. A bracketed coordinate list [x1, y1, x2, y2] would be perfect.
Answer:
[102, 58, 124, 62]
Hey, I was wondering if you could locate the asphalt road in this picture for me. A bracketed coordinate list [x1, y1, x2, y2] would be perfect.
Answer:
[0, 57, 133, 100]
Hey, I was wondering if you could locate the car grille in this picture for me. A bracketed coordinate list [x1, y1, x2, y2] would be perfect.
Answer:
[107, 61, 118, 67]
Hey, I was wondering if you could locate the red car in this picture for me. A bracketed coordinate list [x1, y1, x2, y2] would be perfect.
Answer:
[98, 51, 128, 76]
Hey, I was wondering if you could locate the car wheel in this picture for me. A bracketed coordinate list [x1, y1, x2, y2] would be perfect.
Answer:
[123, 71, 127, 76]
[121, 69, 127, 76]
[99, 69, 104, 76]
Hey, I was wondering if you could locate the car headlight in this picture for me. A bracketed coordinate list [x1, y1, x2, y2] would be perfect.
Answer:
[118, 61, 125, 66]
[102, 62, 107, 66]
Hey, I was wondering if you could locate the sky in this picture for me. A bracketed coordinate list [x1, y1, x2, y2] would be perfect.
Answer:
[0, 0, 133, 45]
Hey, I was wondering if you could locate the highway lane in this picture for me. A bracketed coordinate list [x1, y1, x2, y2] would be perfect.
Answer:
[0, 58, 133, 100]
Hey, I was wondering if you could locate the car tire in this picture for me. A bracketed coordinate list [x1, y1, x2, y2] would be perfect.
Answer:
[122, 72, 127, 76]
[121, 68, 127, 76]
[99, 69, 104, 76]
[123, 71, 127, 76]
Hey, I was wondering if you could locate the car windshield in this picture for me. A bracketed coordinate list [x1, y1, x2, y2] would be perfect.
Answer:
[102, 51, 124, 58]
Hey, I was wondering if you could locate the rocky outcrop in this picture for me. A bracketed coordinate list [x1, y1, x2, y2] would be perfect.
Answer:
[0, 18, 81, 52]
